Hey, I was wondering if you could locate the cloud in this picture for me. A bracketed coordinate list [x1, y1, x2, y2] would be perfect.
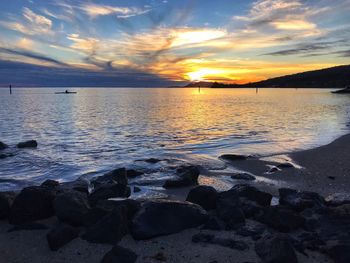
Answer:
[79, 3, 150, 18]
[0, 47, 67, 67]
[0, 7, 53, 36]
[234, 0, 326, 31]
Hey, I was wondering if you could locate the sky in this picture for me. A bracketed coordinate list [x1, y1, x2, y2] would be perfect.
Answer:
[0, 0, 349, 87]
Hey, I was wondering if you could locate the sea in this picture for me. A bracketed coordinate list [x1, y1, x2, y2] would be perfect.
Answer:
[0, 87, 349, 192]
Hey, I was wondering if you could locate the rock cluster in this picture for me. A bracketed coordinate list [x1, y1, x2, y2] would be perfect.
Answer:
[1, 163, 350, 263]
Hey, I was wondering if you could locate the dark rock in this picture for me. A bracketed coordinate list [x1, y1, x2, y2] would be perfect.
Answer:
[131, 199, 208, 240]
[9, 186, 57, 224]
[82, 208, 129, 244]
[276, 162, 295, 169]
[0, 141, 8, 150]
[216, 190, 245, 228]
[91, 168, 128, 188]
[163, 165, 200, 188]
[328, 176, 336, 180]
[236, 223, 266, 240]
[96, 199, 141, 221]
[0, 153, 13, 159]
[17, 140, 38, 148]
[201, 217, 225, 230]
[192, 233, 248, 251]
[126, 169, 144, 177]
[326, 193, 350, 207]
[41, 180, 60, 189]
[0, 191, 16, 219]
[150, 252, 167, 262]
[297, 232, 325, 251]
[89, 184, 131, 205]
[279, 188, 325, 212]
[231, 172, 256, 181]
[101, 245, 137, 263]
[186, 186, 218, 210]
[220, 154, 249, 161]
[83, 207, 109, 227]
[231, 184, 272, 207]
[53, 191, 90, 226]
[326, 243, 350, 263]
[8, 222, 48, 232]
[255, 234, 298, 263]
[256, 206, 305, 232]
[267, 166, 280, 173]
[58, 179, 90, 194]
[144, 158, 162, 163]
[46, 223, 80, 251]
[133, 186, 141, 193]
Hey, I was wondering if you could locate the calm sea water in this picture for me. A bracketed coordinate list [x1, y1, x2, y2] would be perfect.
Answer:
[0, 87, 349, 191]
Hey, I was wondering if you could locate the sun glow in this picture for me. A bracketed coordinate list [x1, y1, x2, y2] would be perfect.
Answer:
[186, 68, 226, 81]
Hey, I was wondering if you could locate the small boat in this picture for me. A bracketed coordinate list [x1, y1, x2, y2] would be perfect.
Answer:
[55, 90, 77, 94]
[332, 86, 350, 94]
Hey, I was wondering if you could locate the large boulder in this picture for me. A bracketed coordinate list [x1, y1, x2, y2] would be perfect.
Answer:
[216, 190, 245, 228]
[163, 165, 200, 188]
[231, 184, 272, 207]
[255, 234, 298, 263]
[46, 223, 80, 251]
[101, 246, 138, 263]
[91, 168, 128, 188]
[17, 140, 38, 148]
[256, 206, 305, 232]
[186, 186, 218, 210]
[9, 186, 57, 224]
[88, 184, 131, 205]
[58, 179, 90, 194]
[53, 191, 90, 226]
[131, 199, 208, 240]
[82, 208, 129, 244]
[0, 141, 8, 150]
[279, 188, 325, 212]
[0, 191, 16, 219]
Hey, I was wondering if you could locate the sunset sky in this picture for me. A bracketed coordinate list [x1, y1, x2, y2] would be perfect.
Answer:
[0, 0, 349, 86]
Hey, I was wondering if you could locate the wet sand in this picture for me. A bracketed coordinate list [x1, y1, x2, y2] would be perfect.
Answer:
[1, 133, 350, 262]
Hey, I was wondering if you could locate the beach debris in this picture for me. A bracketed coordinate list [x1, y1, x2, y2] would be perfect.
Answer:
[192, 233, 248, 251]
[16, 140, 38, 148]
[53, 191, 90, 226]
[279, 188, 325, 212]
[255, 234, 298, 263]
[230, 172, 256, 181]
[101, 245, 138, 263]
[220, 154, 250, 161]
[163, 165, 200, 188]
[0, 141, 8, 150]
[131, 199, 208, 240]
[325, 193, 350, 207]
[9, 185, 57, 224]
[186, 185, 218, 211]
[46, 223, 80, 251]
[0, 191, 16, 219]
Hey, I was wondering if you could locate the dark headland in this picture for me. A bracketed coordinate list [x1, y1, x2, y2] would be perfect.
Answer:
[186, 64, 350, 88]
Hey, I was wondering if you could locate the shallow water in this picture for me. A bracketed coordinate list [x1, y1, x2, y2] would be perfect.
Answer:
[0, 87, 349, 191]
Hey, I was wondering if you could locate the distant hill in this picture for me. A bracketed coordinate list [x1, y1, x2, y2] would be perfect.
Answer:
[187, 65, 350, 88]
[185, 81, 213, 87]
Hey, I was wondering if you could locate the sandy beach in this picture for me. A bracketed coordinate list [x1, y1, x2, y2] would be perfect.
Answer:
[1, 133, 350, 263]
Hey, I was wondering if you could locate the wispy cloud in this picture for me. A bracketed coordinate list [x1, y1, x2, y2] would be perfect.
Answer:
[79, 3, 150, 18]
[0, 7, 53, 36]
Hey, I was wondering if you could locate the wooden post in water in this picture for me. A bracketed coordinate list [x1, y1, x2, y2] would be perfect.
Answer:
[9, 84, 12, 94]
